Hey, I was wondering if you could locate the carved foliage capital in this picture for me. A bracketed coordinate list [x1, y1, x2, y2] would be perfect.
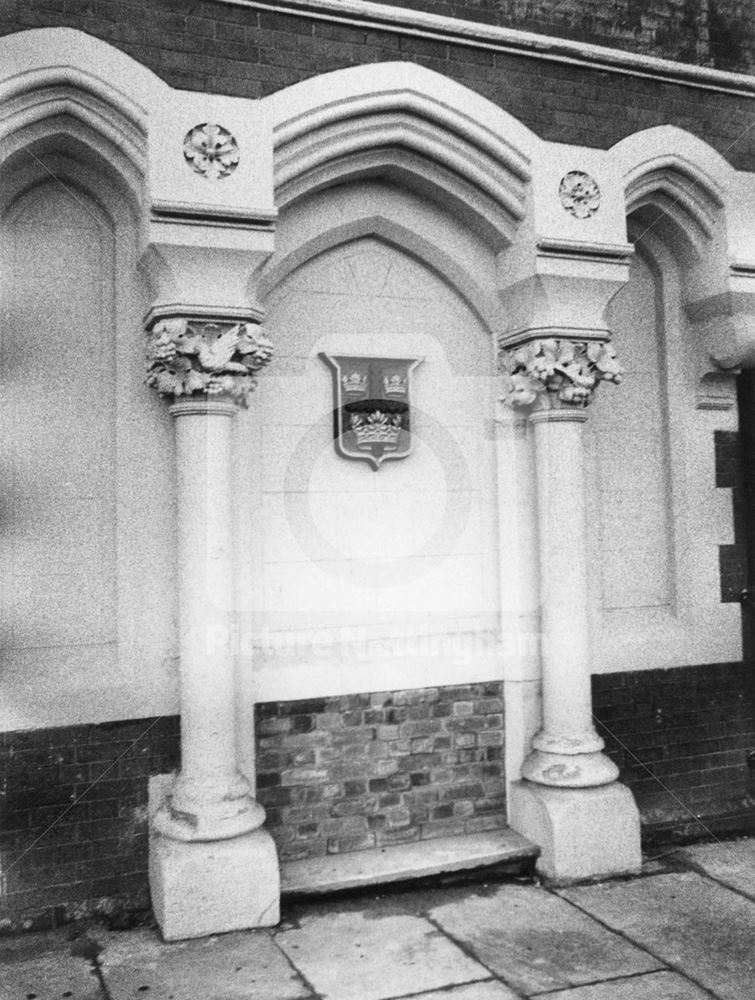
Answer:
[146, 317, 273, 407]
[499, 338, 622, 410]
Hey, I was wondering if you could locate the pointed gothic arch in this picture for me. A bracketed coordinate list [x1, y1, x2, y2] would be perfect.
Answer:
[612, 125, 731, 269]
[265, 61, 535, 252]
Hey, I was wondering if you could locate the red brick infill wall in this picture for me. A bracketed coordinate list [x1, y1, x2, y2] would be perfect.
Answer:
[255, 683, 506, 862]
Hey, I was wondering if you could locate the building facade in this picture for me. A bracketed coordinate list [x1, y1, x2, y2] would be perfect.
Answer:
[1, 0, 754, 939]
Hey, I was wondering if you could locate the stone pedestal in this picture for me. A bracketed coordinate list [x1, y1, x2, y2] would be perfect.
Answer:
[509, 780, 641, 883]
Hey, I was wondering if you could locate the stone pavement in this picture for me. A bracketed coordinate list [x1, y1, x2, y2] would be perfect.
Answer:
[2, 837, 754, 1000]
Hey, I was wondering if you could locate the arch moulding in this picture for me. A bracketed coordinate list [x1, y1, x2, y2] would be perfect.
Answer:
[264, 61, 537, 252]
[611, 125, 755, 394]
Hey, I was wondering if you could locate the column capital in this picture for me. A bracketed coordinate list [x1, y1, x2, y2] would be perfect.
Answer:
[498, 335, 622, 412]
[688, 279, 755, 372]
[145, 314, 273, 408]
[683, 268, 755, 409]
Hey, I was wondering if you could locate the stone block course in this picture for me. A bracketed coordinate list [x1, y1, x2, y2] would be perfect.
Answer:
[255, 682, 506, 861]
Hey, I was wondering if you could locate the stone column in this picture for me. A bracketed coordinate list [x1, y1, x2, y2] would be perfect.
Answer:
[146, 315, 280, 940]
[501, 337, 641, 882]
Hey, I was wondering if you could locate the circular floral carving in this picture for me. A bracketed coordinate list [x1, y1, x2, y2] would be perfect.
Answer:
[183, 123, 240, 180]
[559, 171, 601, 218]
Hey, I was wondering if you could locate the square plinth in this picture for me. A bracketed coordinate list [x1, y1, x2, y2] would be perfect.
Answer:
[149, 826, 280, 941]
[508, 779, 641, 883]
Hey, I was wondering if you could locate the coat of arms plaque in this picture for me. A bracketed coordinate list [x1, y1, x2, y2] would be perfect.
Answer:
[320, 353, 423, 470]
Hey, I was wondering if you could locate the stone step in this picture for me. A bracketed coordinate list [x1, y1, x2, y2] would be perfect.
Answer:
[281, 828, 539, 896]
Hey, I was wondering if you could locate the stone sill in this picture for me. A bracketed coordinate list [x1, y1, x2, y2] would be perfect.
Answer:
[280, 829, 538, 896]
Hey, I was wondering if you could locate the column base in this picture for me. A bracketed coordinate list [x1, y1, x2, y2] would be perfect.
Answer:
[521, 748, 619, 787]
[152, 787, 267, 843]
[149, 826, 280, 941]
[148, 775, 280, 940]
[508, 779, 641, 884]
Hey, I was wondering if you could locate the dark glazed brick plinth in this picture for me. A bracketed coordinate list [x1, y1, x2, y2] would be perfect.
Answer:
[0, 716, 179, 934]
[255, 683, 506, 861]
[593, 662, 755, 840]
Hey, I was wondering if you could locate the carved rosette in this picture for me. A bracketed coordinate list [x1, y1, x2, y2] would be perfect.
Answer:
[146, 318, 273, 407]
[559, 171, 601, 218]
[499, 338, 622, 410]
[183, 123, 239, 180]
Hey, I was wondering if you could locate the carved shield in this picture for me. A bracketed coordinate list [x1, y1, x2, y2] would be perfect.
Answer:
[320, 353, 423, 470]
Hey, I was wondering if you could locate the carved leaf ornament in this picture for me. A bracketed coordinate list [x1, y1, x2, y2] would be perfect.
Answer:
[500, 339, 622, 408]
[146, 318, 273, 407]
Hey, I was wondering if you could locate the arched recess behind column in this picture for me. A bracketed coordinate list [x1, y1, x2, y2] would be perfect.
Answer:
[0, 51, 177, 729]
[586, 126, 741, 675]
[239, 64, 537, 700]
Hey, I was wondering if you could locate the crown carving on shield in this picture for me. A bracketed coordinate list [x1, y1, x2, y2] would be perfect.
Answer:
[350, 410, 403, 447]
[341, 371, 368, 395]
[383, 374, 408, 396]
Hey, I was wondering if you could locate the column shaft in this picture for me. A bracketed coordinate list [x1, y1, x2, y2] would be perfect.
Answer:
[521, 409, 618, 788]
[533, 411, 599, 749]
[154, 399, 264, 841]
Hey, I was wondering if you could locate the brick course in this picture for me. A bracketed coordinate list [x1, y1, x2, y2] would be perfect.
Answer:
[1, 2, 755, 169]
[2, 662, 754, 930]
[0, 716, 179, 934]
[593, 662, 755, 839]
[372, 0, 755, 73]
[254, 683, 506, 861]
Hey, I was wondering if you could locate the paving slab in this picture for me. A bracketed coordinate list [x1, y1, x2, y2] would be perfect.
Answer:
[103, 928, 309, 1000]
[0, 927, 311, 1000]
[428, 884, 662, 996]
[0, 931, 99, 1000]
[542, 970, 713, 1000]
[561, 872, 755, 1000]
[415, 982, 522, 999]
[274, 909, 490, 1000]
[676, 838, 755, 900]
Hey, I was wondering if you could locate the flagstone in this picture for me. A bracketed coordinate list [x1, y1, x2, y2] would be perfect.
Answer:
[428, 884, 661, 995]
[274, 909, 490, 1000]
[560, 872, 755, 1000]
[104, 928, 310, 1000]
[542, 970, 714, 999]
[675, 838, 755, 900]
[415, 981, 522, 999]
